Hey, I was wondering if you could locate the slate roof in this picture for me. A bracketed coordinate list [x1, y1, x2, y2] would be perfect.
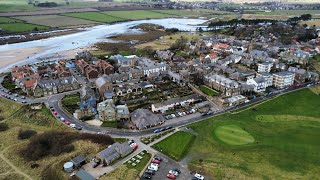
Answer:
[131, 109, 163, 129]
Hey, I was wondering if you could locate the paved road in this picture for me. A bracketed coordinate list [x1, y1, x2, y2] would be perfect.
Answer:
[0, 73, 317, 137]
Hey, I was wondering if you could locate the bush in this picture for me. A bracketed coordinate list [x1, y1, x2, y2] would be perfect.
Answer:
[18, 129, 37, 140]
[0, 123, 9, 132]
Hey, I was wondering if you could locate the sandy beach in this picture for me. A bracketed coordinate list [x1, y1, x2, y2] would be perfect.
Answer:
[0, 47, 47, 70]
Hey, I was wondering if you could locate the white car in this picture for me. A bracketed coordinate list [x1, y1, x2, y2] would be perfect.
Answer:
[60, 117, 65, 121]
[194, 173, 204, 180]
[148, 165, 158, 171]
[171, 114, 176, 118]
[169, 170, 179, 176]
[150, 163, 159, 167]
[69, 124, 76, 128]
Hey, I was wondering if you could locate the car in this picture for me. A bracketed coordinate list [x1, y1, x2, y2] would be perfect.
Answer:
[65, 121, 70, 125]
[178, 112, 183, 116]
[22, 101, 27, 104]
[165, 116, 170, 120]
[154, 129, 161, 133]
[14, 98, 17, 101]
[172, 168, 181, 174]
[56, 115, 61, 119]
[166, 173, 176, 179]
[142, 173, 152, 179]
[165, 126, 173, 130]
[147, 166, 158, 171]
[60, 117, 65, 121]
[307, 84, 312, 87]
[154, 156, 162, 161]
[186, 111, 190, 115]
[14, 94, 18, 97]
[21, 96, 26, 99]
[167, 115, 173, 119]
[70, 123, 76, 128]
[194, 173, 204, 180]
[169, 170, 179, 176]
[151, 159, 160, 164]
[75, 126, 82, 130]
[92, 162, 99, 168]
[144, 169, 155, 175]
[53, 111, 58, 115]
[182, 112, 187, 116]
[159, 128, 165, 132]
[150, 163, 159, 167]
[171, 114, 176, 118]
[128, 139, 135, 145]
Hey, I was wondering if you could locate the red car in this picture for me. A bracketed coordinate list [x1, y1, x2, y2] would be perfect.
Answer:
[53, 111, 58, 115]
[166, 173, 176, 179]
[65, 121, 70, 125]
[151, 159, 161, 164]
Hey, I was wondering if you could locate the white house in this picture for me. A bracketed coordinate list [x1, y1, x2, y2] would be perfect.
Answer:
[246, 77, 267, 92]
[151, 95, 197, 113]
[273, 71, 295, 89]
[137, 58, 167, 77]
[258, 62, 273, 73]
[256, 72, 273, 87]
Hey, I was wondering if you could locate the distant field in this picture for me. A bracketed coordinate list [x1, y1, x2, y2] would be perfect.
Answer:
[63, 12, 126, 23]
[152, 9, 230, 18]
[300, 20, 320, 27]
[241, 14, 290, 21]
[0, 22, 49, 33]
[102, 10, 172, 20]
[0, 0, 38, 12]
[15, 15, 98, 27]
[245, 10, 320, 16]
[0, 17, 22, 23]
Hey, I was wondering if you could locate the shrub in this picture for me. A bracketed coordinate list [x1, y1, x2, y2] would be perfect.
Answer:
[0, 123, 9, 132]
[18, 129, 37, 140]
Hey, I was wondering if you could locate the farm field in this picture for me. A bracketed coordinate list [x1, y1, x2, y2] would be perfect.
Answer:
[152, 9, 230, 18]
[102, 10, 172, 20]
[0, 17, 22, 23]
[199, 85, 219, 96]
[152, 131, 195, 161]
[182, 88, 320, 179]
[0, 22, 49, 33]
[244, 9, 320, 16]
[300, 19, 320, 27]
[0, 0, 38, 12]
[63, 12, 126, 23]
[15, 15, 98, 28]
[241, 14, 290, 21]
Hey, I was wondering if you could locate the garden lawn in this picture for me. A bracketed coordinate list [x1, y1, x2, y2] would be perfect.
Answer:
[199, 85, 219, 96]
[102, 10, 172, 20]
[152, 131, 195, 161]
[61, 94, 80, 114]
[63, 12, 125, 23]
[185, 88, 320, 179]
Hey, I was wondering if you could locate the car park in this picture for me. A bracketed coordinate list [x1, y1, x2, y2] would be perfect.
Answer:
[166, 173, 176, 179]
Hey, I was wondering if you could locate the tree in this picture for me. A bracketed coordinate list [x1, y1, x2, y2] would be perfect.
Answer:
[301, 14, 312, 21]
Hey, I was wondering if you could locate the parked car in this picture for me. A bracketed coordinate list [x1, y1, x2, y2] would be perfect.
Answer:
[172, 168, 181, 174]
[70, 124, 76, 128]
[150, 163, 159, 167]
[21, 96, 26, 99]
[65, 121, 70, 125]
[53, 111, 58, 115]
[75, 126, 82, 130]
[151, 159, 161, 164]
[171, 114, 176, 118]
[60, 117, 65, 121]
[165, 126, 173, 130]
[154, 129, 161, 133]
[22, 101, 27, 104]
[142, 173, 152, 179]
[194, 173, 204, 180]
[169, 170, 179, 176]
[166, 173, 176, 179]
[148, 165, 158, 171]
[182, 112, 187, 116]
[159, 128, 165, 132]
[144, 169, 155, 175]
[154, 156, 162, 161]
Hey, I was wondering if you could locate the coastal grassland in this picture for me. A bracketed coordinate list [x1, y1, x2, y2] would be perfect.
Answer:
[100, 151, 152, 180]
[61, 93, 80, 114]
[136, 32, 201, 50]
[199, 85, 219, 96]
[152, 131, 195, 161]
[102, 10, 172, 20]
[14, 15, 98, 28]
[152, 9, 230, 18]
[0, 23, 49, 33]
[184, 88, 320, 179]
[0, 97, 114, 180]
[62, 12, 126, 23]
[244, 9, 320, 16]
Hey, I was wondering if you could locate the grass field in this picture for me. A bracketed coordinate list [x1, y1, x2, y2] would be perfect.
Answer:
[241, 14, 290, 21]
[102, 10, 172, 20]
[300, 20, 320, 27]
[309, 85, 320, 95]
[63, 12, 125, 23]
[183, 88, 320, 179]
[0, 17, 22, 24]
[244, 10, 320, 16]
[214, 125, 255, 145]
[15, 15, 98, 28]
[0, 22, 49, 33]
[199, 85, 219, 96]
[101, 121, 117, 128]
[152, 9, 230, 18]
[152, 131, 195, 161]
[0, 0, 38, 12]
[136, 32, 201, 50]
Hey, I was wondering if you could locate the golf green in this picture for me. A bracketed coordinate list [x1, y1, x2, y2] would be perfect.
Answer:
[214, 125, 255, 145]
